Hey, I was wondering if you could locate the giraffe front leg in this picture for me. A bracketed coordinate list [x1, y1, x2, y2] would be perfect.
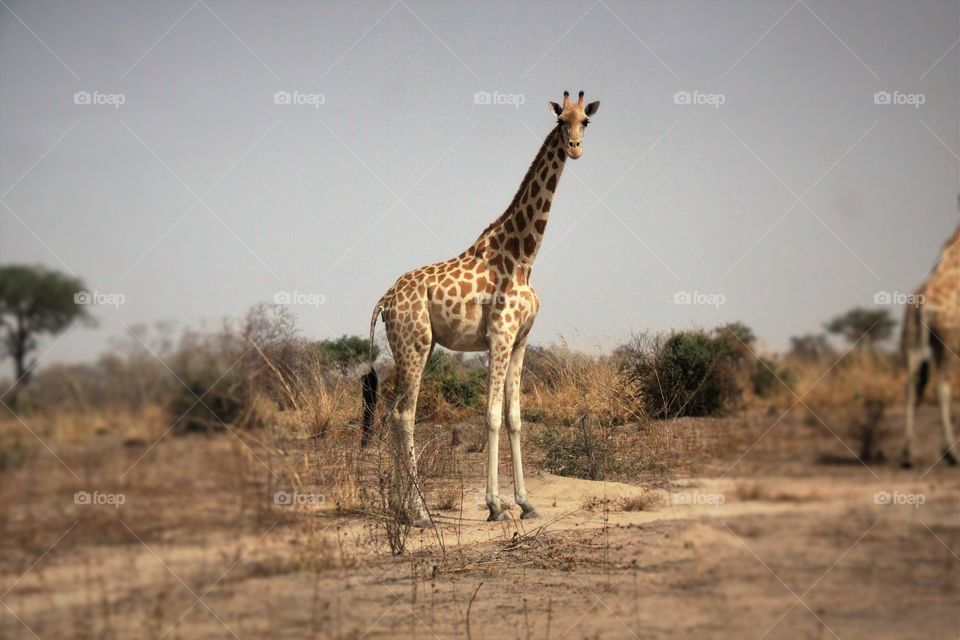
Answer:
[505, 336, 537, 519]
[935, 351, 958, 466]
[485, 335, 512, 522]
[902, 350, 925, 469]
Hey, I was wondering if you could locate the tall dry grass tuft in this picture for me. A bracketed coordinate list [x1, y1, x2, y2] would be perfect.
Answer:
[785, 349, 904, 460]
[519, 343, 648, 481]
[522, 342, 640, 426]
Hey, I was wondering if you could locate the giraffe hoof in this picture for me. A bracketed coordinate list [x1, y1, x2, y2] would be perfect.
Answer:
[900, 459, 913, 469]
[519, 504, 540, 519]
[487, 510, 508, 522]
[412, 517, 434, 529]
[943, 449, 958, 466]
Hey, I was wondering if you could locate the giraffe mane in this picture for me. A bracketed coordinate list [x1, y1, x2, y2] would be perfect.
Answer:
[466, 126, 562, 256]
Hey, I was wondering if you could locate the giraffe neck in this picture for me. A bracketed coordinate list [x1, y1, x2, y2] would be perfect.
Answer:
[467, 126, 566, 270]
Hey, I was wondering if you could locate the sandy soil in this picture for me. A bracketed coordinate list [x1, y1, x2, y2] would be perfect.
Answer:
[2, 409, 959, 639]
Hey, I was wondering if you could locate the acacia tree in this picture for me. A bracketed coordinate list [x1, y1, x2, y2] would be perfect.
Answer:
[0, 265, 91, 406]
[824, 307, 896, 350]
[789, 333, 834, 361]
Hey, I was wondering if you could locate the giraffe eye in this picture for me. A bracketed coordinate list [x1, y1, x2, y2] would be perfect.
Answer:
[583, 119, 590, 127]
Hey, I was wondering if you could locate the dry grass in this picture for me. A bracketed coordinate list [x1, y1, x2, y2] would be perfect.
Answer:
[786, 350, 904, 461]
[621, 492, 663, 512]
[791, 350, 903, 410]
[522, 343, 641, 427]
[734, 480, 821, 503]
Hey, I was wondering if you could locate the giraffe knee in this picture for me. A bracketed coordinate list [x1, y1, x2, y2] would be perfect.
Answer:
[506, 406, 522, 433]
[486, 411, 502, 433]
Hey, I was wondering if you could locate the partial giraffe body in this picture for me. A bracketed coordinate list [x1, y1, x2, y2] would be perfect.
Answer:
[360, 91, 600, 526]
[902, 224, 960, 468]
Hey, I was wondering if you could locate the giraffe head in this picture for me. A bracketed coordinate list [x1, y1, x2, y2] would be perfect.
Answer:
[548, 90, 599, 160]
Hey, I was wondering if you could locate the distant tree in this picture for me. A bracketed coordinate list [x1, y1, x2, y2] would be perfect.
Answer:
[716, 321, 756, 347]
[315, 334, 380, 371]
[714, 321, 757, 368]
[0, 265, 92, 406]
[824, 307, 896, 349]
[789, 333, 834, 361]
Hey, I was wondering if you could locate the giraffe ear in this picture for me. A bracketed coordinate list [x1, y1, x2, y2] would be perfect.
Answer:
[585, 101, 600, 116]
[548, 101, 562, 116]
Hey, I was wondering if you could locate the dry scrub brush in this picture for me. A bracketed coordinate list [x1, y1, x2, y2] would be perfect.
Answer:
[787, 349, 904, 461]
[522, 342, 640, 426]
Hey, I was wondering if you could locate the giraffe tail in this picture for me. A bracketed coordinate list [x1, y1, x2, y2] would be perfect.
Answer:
[360, 299, 383, 448]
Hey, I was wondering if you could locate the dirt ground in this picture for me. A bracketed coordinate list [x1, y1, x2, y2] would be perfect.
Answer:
[2, 405, 959, 639]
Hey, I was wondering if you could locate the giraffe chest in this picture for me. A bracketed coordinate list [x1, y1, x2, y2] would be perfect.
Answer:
[426, 276, 539, 351]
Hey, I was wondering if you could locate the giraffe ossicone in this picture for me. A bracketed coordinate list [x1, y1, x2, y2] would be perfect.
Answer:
[360, 91, 600, 526]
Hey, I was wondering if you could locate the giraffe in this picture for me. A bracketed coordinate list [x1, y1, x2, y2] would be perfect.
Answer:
[901, 224, 960, 468]
[360, 91, 600, 526]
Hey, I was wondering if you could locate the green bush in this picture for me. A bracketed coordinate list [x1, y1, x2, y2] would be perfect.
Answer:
[532, 416, 635, 480]
[620, 330, 741, 418]
[422, 350, 486, 410]
[751, 356, 794, 398]
[313, 335, 379, 372]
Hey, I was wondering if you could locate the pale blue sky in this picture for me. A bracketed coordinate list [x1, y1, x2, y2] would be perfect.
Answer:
[1, 0, 958, 372]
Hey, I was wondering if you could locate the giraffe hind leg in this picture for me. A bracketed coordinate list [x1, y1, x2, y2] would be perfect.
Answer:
[386, 338, 433, 528]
